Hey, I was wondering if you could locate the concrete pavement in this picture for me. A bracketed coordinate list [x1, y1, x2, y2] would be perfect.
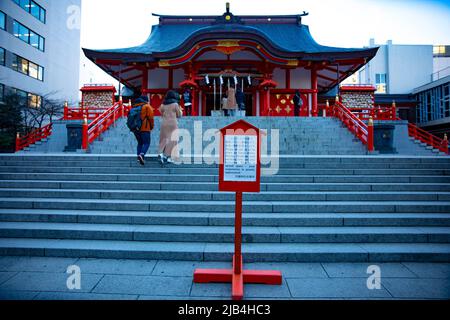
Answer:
[0, 256, 448, 300]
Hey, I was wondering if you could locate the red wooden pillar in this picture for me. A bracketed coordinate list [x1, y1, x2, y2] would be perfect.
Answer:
[259, 89, 266, 116]
[252, 89, 257, 116]
[191, 88, 197, 117]
[311, 67, 318, 117]
[142, 69, 149, 94]
[202, 91, 206, 116]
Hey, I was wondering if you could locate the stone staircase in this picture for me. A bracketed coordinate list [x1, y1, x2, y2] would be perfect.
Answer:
[0, 155, 449, 262]
[88, 117, 369, 155]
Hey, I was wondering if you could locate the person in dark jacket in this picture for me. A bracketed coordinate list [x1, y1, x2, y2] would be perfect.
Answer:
[235, 88, 245, 111]
[182, 89, 192, 116]
[132, 97, 154, 166]
[293, 90, 303, 117]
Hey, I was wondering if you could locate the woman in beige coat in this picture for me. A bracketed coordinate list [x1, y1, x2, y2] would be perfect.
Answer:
[158, 90, 183, 164]
[224, 87, 237, 116]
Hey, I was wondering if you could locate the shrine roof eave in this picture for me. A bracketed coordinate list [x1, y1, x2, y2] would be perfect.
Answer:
[83, 23, 378, 64]
[83, 46, 379, 66]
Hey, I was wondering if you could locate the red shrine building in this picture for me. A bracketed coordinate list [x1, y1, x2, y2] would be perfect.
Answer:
[83, 5, 378, 117]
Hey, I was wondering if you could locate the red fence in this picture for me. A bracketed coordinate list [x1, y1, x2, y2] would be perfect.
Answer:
[82, 100, 131, 150]
[407, 123, 449, 154]
[15, 122, 53, 152]
[64, 106, 110, 121]
[332, 101, 374, 152]
[351, 106, 397, 121]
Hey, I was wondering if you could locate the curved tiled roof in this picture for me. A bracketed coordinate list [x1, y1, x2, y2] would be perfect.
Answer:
[86, 22, 374, 59]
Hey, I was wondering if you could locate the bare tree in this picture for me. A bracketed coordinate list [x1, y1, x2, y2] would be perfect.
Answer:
[26, 92, 65, 129]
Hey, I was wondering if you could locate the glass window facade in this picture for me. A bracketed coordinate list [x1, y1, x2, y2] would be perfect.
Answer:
[10, 53, 44, 81]
[0, 11, 5, 30]
[375, 73, 387, 94]
[13, 20, 45, 51]
[0, 84, 4, 103]
[0, 83, 41, 107]
[0, 48, 5, 66]
[417, 82, 450, 124]
[28, 93, 41, 108]
[12, 0, 46, 23]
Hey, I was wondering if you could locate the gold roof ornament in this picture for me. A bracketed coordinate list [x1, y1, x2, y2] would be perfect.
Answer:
[158, 60, 170, 67]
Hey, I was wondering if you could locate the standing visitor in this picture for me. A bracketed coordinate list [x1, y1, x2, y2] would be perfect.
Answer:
[235, 88, 245, 114]
[182, 89, 192, 116]
[126, 97, 154, 166]
[293, 90, 303, 117]
[226, 86, 238, 117]
[221, 94, 229, 116]
[158, 90, 183, 164]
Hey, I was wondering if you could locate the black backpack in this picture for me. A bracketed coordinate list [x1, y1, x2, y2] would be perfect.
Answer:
[126, 106, 143, 132]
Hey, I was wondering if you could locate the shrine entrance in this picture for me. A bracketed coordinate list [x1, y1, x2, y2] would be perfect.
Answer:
[203, 91, 254, 116]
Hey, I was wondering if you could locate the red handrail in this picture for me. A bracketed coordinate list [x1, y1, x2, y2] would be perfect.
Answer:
[333, 101, 374, 152]
[15, 123, 53, 152]
[352, 106, 397, 121]
[406, 122, 449, 154]
[82, 100, 129, 150]
[64, 105, 111, 121]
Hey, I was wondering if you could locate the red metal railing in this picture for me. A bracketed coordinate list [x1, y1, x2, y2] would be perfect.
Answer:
[351, 106, 397, 121]
[407, 122, 449, 154]
[332, 100, 374, 152]
[15, 122, 53, 152]
[64, 106, 111, 121]
[82, 100, 131, 150]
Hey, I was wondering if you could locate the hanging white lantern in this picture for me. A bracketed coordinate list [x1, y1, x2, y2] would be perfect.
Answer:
[205, 75, 210, 85]
[247, 75, 252, 85]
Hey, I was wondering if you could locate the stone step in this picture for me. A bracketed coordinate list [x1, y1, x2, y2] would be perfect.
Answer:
[1, 198, 450, 213]
[0, 222, 449, 243]
[2, 180, 450, 192]
[1, 209, 449, 227]
[1, 155, 449, 163]
[2, 173, 450, 183]
[1, 238, 449, 262]
[1, 166, 449, 175]
[1, 188, 449, 202]
[3, 160, 450, 169]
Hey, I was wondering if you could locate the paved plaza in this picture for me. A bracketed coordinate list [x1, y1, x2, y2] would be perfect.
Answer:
[0, 256, 448, 300]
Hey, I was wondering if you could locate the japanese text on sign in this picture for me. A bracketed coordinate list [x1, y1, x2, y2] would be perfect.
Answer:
[224, 135, 257, 182]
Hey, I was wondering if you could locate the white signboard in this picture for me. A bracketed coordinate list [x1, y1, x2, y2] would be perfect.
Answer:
[224, 135, 257, 182]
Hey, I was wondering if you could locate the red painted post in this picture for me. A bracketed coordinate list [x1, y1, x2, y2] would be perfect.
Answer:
[119, 96, 124, 118]
[15, 133, 20, 152]
[64, 101, 68, 120]
[443, 134, 449, 154]
[234, 191, 243, 275]
[368, 116, 374, 152]
[82, 116, 88, 150]
[194, 120, 282, 300]
[392, 101, 397, 120]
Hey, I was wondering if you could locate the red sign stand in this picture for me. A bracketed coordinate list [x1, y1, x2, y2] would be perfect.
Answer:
[193, 120, 282, 300]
